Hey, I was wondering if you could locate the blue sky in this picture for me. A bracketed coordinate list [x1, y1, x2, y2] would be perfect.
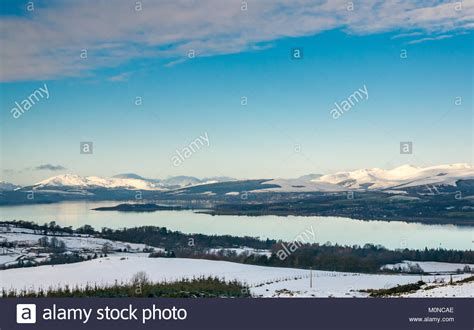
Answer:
[0, 1, 472, 184]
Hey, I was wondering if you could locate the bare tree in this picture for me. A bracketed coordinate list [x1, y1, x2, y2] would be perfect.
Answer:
[101, 242, 113, 255]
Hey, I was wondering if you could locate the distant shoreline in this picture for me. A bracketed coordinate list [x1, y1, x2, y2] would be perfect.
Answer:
[199, 209, 474, 227]
[92, 203, 186, 212]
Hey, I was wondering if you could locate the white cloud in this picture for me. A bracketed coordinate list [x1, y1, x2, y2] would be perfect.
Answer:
[107, 72, 132, 82]
[0, 0, 472, 82]
[391, 31, 425, 39]
[34, 164, 67, 171]
[407, 34, 454, 44]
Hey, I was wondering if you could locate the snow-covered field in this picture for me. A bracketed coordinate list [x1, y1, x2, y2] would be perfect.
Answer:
[0, 228, 156, 267]
[382, 261, 474, 274]
[1, 256, 471, 298]
[208, 247, 272, 257]
[1, 226, 472, 298]
[403, 282, 474, 298]
[0, 227, 271, 268]
[0, 230, 154, 252]
[0, 226, 161, 268]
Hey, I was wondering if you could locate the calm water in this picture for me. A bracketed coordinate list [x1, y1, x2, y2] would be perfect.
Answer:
[0, 201, 472, 250]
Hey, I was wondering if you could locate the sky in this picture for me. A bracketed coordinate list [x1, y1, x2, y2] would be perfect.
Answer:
[0, 0, 473, 185]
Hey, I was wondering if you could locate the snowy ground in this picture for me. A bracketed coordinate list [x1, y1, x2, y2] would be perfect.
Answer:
[207, 247, 272, 257]
[1, 256, 471, 297]
[0, 226, 271, 268]
[382, 261, 474, 274]
[402, 282, 474, 298]
[0, 229, 154, 252]
[1, 226, 472, 298]
[0, 227, 161, 268]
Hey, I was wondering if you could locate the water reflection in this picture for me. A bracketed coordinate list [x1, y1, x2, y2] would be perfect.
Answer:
[0, 201, 472, 250]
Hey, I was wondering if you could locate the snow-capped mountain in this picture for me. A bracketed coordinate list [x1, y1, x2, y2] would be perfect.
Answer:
[251, 177, 343, 193]
[33, 174, 162, 191]
[312, 163, 474, 191]
[113, 173, 161, 184]
[253, 164, 473, 193]
[30, 174, 235, 191]
[113, 173, 152, 181]
[160, 176, 202, 187]
[20, 163, 474, 193]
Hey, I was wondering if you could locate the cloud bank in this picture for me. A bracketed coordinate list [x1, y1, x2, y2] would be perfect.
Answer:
[0, 0, 472, 82]
[34, 164, 67, 171]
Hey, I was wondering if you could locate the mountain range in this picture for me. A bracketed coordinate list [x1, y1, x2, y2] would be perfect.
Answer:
[20, 174, 235, 191]
[260, 163, 473, 193]
[2, 163, 472, 194]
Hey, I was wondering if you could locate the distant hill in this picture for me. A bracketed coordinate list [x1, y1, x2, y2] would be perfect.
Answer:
[0, 181, 20, 191]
